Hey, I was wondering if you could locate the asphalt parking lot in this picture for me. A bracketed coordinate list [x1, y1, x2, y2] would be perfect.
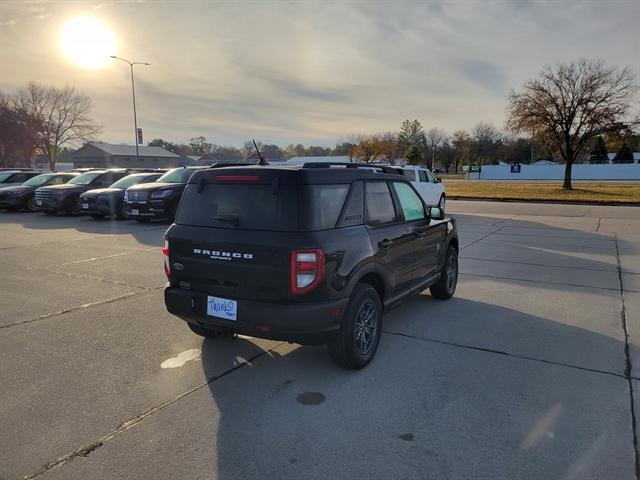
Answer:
[2, 200, 640, 480]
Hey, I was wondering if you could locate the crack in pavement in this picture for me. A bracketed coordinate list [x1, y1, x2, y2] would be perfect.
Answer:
[459, 255, 618, 273]
[0, 287, 162, 330]
[383, 330, 626, 380]
[459, 272, 620, 292]
[0, 258, 160, 291]
[615, 235, 640, 479]
[460, 225, 505, 251]
[0, 226, 166, 251]
[20, 343, 283, 480]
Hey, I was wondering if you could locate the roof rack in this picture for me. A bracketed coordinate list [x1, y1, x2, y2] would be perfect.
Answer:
[302, 162, 400, 175]
[208, 162, 255, 169]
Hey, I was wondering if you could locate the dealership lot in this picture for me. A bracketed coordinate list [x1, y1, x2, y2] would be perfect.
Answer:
[2, 201, 640, 480]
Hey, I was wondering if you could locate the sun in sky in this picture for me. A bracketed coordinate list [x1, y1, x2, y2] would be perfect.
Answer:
[60, 16, 115, 68]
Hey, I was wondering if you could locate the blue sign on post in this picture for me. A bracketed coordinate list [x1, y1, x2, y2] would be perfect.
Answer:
[510, 164, 521, 173]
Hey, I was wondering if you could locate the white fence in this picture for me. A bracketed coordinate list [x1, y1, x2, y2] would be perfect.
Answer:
[479, 164, 640, 181]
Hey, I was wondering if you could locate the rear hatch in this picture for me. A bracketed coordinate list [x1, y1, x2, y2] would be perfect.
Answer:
[167, 168, 301, 303]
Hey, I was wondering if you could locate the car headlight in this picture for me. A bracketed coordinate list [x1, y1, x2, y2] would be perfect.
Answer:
[151, 189, 173, 199]
[8, 189, 26, 196]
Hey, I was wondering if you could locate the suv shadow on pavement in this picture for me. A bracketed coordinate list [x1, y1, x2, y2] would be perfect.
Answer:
[200, 292, 634, 480]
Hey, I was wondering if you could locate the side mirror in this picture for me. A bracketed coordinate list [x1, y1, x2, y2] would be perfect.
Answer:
[436, 177, 442, 183]
[429, 207, 444, 220]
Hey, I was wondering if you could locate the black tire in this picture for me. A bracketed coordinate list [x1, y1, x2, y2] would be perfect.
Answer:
[328, 284, 382, 369]
[438, 194, 446, 211]
[26, 197, 37, 212]
[91, 213, 105, 219]
[167, 203, 178, 223]
[115, 203, 126, 220]
[430, 245, 458, 299]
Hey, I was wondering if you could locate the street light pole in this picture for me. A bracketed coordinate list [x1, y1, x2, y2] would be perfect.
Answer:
[110, 56, 150, 159]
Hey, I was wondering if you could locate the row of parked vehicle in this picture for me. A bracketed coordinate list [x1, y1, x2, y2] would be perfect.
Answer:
[0, 166, 208, 222]
[0, 164, 446, 222]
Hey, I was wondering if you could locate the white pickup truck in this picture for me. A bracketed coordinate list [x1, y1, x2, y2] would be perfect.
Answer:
[392, 166, 446, 210]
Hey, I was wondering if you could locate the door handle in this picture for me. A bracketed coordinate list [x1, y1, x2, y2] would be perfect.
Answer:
[414, 229, 427, 238]
[378, 239, 394, 249]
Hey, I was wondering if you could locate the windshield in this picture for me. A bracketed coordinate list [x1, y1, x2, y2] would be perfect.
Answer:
[157, 169, 198, 184]
[0, 172, 14, 182]
[68, 172, 102, 185]
[23, 174, 54, 187]
[111, 174, 155, 190]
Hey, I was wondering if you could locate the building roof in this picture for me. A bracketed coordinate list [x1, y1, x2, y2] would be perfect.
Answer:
[76, 142, 181, 158]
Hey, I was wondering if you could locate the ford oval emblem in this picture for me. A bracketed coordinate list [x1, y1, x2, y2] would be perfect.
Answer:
[173, 262, 184, 271]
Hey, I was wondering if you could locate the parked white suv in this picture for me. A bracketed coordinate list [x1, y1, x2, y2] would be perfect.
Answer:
[393, 166, 446, 209]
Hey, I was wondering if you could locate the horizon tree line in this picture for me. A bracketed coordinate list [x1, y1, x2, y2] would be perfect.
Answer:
[1, 58, 638, 189]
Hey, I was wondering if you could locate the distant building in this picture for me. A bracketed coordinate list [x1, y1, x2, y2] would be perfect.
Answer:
[72, 143, 184, 169]
[184, 153, 217, 166]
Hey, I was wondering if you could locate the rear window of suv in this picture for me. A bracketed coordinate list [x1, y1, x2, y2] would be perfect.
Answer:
[178, 184, 298, 231]
[178, 182, 352, 232]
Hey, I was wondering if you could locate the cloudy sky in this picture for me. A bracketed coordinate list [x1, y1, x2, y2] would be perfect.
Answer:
[0, 0, 639, 147]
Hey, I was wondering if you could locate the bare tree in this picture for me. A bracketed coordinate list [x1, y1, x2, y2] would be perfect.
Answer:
[16, 82, 101, 170]
[451, 130, 471, 173]
[471, 122, 501, 165]
[425, 128, 447, 171]
[507, 59, 637, 189]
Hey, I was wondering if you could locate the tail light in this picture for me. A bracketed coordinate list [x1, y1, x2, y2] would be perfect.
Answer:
[162, 239, 170, 277]
[291, 249, 324, 295]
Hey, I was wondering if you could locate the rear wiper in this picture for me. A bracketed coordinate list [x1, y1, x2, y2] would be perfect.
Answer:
[209, 215, 239, 227]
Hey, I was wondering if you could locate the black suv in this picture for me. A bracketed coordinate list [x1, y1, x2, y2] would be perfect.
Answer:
[0, 172, 78, 211]
[123, 166, 207, 222]
[79, 171, 163, 219]
[0, 170, 42, 187]
[164, 163, 459, 369]
[34, 169, 131, 215]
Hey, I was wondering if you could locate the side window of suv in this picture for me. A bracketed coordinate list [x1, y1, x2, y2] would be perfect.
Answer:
[426, 171, 436, 183]
[51, 176, 67, 185]
[393, 182, 425, 221]
[419, 170, 428, 182]
[11, 173, 28, 183]
[364, 181, 397, 226]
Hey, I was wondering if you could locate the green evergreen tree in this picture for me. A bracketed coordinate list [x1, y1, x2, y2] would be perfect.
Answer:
[613, 142, 635, 164]
[589, 136, 608, 164]
[404, 145, 423, 165]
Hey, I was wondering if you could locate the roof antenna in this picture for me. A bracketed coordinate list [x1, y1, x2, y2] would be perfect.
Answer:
[253, 139, 268, 166]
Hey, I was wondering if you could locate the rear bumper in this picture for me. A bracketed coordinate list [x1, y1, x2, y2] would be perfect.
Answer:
[164, 286, 347, 345]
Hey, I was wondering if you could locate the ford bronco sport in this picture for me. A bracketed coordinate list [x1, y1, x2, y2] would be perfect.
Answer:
[163, 163, 459, 369]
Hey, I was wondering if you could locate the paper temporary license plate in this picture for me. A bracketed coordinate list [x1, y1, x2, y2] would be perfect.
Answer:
[36, 200, 42, 206]
[207, 296, 237, 321]
[130, 209, 139, 215]
[82, 203, 89, 209]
